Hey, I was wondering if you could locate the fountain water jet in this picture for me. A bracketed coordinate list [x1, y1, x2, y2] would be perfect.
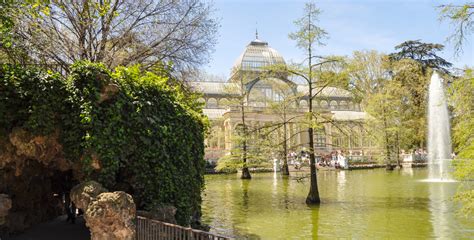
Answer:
[426, 71, 454, 181]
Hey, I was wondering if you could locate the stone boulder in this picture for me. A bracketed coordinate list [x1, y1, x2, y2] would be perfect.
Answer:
[0, 194, 12, 225]
[70, 181, 107, 210]
[85, 191, 136, 240]
[137, 205, 177, 224]
[99, 83, 120, 103]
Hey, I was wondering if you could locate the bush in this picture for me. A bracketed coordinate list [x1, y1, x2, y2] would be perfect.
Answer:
[0, 62, 208, 225]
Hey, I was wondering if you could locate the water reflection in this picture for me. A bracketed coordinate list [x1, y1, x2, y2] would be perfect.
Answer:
[202, 169, 474, 239]
[428, 182, 460, 239]
[310, 206, 320, 240]
[241, 179, 249, 211]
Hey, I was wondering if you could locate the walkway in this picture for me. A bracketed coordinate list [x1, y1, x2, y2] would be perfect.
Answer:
[8, 215, 90, 240]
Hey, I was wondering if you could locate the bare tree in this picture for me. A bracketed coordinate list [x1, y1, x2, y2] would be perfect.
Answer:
[12, 0, 218, 71]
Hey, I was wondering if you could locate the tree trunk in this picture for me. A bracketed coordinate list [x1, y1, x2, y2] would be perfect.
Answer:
[241, 166, 251, 179]
[382, 106, 393, 171]
[306, 127, 321, 204]
[281, 114, 290, 176]
[306, 37, 320, 204]
[281, 163, 290, 175]
[396, 131, 402, 168]
[240, 78, 251, 179]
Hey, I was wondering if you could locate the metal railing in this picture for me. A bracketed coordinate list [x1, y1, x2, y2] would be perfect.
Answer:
[136, 216, 231, 240]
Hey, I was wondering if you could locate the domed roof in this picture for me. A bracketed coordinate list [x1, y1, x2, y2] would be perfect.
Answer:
[232, 38, 286, 73]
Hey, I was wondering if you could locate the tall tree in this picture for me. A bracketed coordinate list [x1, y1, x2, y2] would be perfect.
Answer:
[346, 50, 391, 102]
[289, 1, 328, 204]
[390, 59, 430, 148]
[219, 71, 253, 179]
[259, 80, 301, 176]
[439, 3, 474, 55]
[388, 40, 452, 74]
[450, 68, 474, 215]
[365, 80, 409, 169]
[7, 0, 218, 71]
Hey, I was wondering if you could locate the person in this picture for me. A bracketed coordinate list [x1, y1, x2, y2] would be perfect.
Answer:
[338, 150, 348, 169]
[64, 193, 76, 224]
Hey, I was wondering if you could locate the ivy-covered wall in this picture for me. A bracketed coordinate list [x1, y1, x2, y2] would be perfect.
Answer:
[0, 61, 207, 226]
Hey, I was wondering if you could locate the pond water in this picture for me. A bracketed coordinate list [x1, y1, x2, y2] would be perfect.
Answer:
[202, 168, 474, 239]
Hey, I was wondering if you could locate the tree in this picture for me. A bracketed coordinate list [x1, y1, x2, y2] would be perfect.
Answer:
[439, 3, 474, 55]
[289, 1, 329, 204]
[349, 52, 430, 168]
[0, 0, 50, 64]
[388, 40, 452, 74]
[450, 68, 474, 215]
[389, 59, 430, 148]
[365, 80, 408, 169]
[258, 80, 302, 176]
[218, 71, 253, 179]
[346, 50, 391, 102]
[7, 0, 218, 71]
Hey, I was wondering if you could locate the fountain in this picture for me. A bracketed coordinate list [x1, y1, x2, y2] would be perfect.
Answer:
[427, 71, 454, 181]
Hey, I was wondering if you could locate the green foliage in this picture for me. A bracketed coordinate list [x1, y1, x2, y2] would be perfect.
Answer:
[0, 61, 207, 226]
[438, 3, 474, 54]
[346, 50, 390, 102]
[363, 58, 432, 164]
[388, 40, 452, 73]
[450, 68, 474, 215]
[0, 0, 50, 63]
[288, 1, 328, 51]
[450, 68, 474, 163]
[0, 65, 70, 135]
[216, 125, 272, 173]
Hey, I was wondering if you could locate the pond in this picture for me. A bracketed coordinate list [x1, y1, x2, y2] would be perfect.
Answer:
[202, 168, 474, 239]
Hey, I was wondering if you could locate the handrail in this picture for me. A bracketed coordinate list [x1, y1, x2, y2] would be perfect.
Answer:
[136, 216, 232, 240]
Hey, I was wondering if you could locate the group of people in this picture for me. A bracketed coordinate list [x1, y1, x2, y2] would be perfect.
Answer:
[317, 151, 348, 169]
[287, 151, 308, 169]
[287, 150, 348, 169]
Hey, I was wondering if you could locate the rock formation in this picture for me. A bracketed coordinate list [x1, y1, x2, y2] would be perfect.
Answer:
[70, 182, 136, 240]
[70, 181, 107, 210]
[84, 191, 136, 240]
[0, 128, 76, 237]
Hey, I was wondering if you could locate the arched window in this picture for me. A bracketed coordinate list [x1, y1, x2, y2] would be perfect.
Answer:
[348, 101, 354, 110]
[299, 100, 308, 108]
[219, 98, 230, 107]
[339, 101, 347, 110]
[197, 98, 206, 104]
[330, 100, 338, 110]
[207, 98, 217, 108]
[320, 100, 328, 108]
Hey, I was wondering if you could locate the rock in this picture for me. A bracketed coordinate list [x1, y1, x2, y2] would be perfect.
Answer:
[85, 191, 136, 240]
[0, 194, 12, 225]
[99, 83, 120, 103]
[70, 181, 107, 211]
[7, 128, 71, 173]
[137, 205, 177, 224]
[0, 137, 17, 169]
[90, 153, 101, 170]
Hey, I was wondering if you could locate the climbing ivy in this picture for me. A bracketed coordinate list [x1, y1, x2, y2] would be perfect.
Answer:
[0, 61, 208, 226]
